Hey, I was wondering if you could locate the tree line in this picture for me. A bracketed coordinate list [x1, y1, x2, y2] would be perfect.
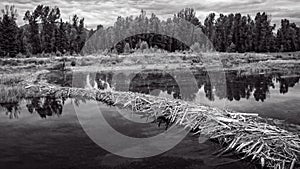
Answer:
[1, 5, 300, 57]
[84, 8, 300, 54]
[203, 12, 300, 53]
[0, 5, 87, 57]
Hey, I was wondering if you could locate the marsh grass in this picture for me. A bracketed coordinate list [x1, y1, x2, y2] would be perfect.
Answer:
[0, 85, 27, 103]
[0, 73, 30, 85]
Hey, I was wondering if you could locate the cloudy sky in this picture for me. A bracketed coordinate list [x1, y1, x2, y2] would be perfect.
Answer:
[1, 0, 300, 29]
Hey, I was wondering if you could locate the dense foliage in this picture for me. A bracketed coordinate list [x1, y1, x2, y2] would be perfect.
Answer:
[0, 5, 87, 57]
[1, 5, 300, 57]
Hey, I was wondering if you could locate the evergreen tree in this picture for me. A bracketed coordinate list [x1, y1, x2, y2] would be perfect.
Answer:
[0, 5, 19, 57]
[124, 43, 130, 54]
[203, 13, 216, 50]
[55, 19, 68, 53]
[77, 18, 87, 54]
[215, 14, 227, 52]
[39, 6, 60, 53]
[23, 5, 43, 54]
[277, 19, 300, 52]
[17, 27, 26, 54]
[254, 12, 276, 52]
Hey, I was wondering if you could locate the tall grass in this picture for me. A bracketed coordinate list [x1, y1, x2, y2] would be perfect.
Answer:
[0, 85, 27, 103]
[0, 73, 30, 85]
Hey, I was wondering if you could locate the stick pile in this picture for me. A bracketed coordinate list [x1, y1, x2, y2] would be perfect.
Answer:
[19, 83, 300, 169]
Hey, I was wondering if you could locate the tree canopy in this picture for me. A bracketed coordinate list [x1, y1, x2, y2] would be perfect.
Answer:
[1, 5, 300, 58]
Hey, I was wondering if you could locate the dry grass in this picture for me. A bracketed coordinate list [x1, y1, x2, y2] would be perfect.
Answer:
[0, 85, 27, 103]
[0, 73, 29, 85]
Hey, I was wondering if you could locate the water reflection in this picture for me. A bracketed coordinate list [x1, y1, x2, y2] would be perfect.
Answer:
[222, 72, 275, 102]
[0, 98, 258, 169]
[277, 75, 300, 94]
[26, 97, 65, 118]
[0, 102, 21, 119]
[0, 97, 65, 119]
[77, 70, 300, 103]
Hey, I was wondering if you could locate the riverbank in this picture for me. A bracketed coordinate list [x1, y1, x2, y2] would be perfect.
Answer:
[1, 52, 300, 73]
[1, 52, 300, 168]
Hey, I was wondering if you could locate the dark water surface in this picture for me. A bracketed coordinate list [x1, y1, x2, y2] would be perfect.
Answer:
[0, 99, 253, 169]
[1, 68, 300, 169]
[48, 68, 300, 124]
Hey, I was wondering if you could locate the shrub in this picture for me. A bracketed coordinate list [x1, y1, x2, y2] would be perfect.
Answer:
[56, 51, 62, 57]
[191, 42, 201, 53]
[227, 43, 236, 53]
[38, 60, 46, 65]
[52, 63, 65, 70]
[80, 60, 94, 66]
[41, 52, 52, 58]
[16, 53, 26, 58]
[149, 47, 155, 53]
[140, 41, 149, 51]
[4, 59, 19, 66]
[112, 48, 118, 54]
[71, 60, 76, 67]
[124, 43, 131, 54]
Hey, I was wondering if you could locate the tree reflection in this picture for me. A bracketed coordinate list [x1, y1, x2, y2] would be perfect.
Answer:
[0, 102, 21, 119]
[277, 76, 300, 94]
[252, 75, 273, 102]
[26, 97, 64, 118]
[128, 70, 198, 101]
[95, 70, 300, 103]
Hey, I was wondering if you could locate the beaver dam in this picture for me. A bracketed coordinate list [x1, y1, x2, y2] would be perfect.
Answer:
[5, 81, 297, 169]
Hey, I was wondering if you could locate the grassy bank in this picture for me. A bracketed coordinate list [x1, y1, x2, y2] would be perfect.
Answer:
[1, 52, 300, 72]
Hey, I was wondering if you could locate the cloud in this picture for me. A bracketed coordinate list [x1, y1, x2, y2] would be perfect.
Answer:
[0, 0, 299, 29]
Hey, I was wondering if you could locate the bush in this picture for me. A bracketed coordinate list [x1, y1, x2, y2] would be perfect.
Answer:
[3, 59, 19, 66]
[190, 42, 201, 53]
[52, 63, 65, 70]
[80, 60, 94, 66]
[38, 60, 46, 65]
[112, 48, 118, 54]
[16, 53, 26, 58]
[124, 43, 131, 54]
[140, 41, 149, 51]
[41, 52, 52, 58]
[227, 43, 236, 53]
[56, 51, 62, 57]
[71, 60, 76, 67]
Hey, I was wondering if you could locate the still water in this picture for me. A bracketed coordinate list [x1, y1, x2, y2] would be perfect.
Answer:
[51, 68, 300, 124]
[0, 98, 254, 169]
[1, 68, 300, 169]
